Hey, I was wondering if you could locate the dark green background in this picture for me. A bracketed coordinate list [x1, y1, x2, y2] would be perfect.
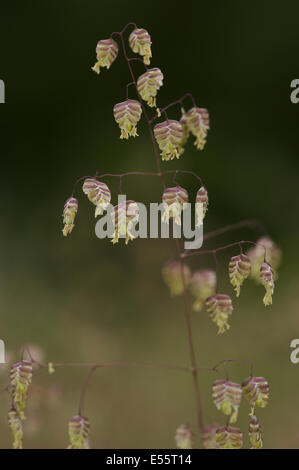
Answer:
[0, 0, 298, 448]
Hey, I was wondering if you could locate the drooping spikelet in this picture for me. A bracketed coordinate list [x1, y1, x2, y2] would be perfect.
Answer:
[189, 270, 216, 312]
[212, 379, 242, 423]
[185, 107, 210, 150]
[260, 262, 274, 306]
[82, 178, 111, 217]
[62, 197, 78, 236]
[242, 376, 269, 415]
[162, 186, 188, 225]
[137, 68, 163, 107]
[215, 425, 243, 449]
[247, 237, 281, 282]
[201, 424, 219, 449]
[205, 294, 233, 334]
[154, 120, 183, 161]
[67, 415, 90, 449]
[174, 424, 192, 449]
[229, 254, 251, 297]
[249, 415, 263, 449]
[8, 408, 23, 449]
[129, 28, 152, 65]
[195, 186, 208, 227]
[91, 38, 119, 74]
[111, 200, 139, 245]
[162, 260, 191, 296]
[113, 99, 142, 139]
[10, 360, 33, 420]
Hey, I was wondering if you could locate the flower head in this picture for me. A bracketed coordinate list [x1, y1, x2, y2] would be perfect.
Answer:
[91, 38, 119, 74]
[249, 415, 263, 448]
[201, 424, 219, 449]
[10, 360, 33, 420]
[62, 197, 78, 237]
[137, 68, 163, 107]
[205, 294, 233, 334]
[162, 186, 188, 225]
[162, 260, 191, 296]
[216, 425, 243, 449]
[189, 270, 216, 311]
[113, 100, 142, 139]
[260, 262, 274, 306]
[82, 178, 111, 217]
[111, 200, 139, 245]
[154, 120, 183, 161]
[195, 186, 208, 227]
[8, 408, 23, 449]
[175, 424, 192, 449]
[67, 415, 90, 449]
[229, 253, 251, 297]
[212, 379, 242, 424]
[242, 376, 269, 415]
[129, 28, 152, 65]
[247, 237, 281, 282]
[185, 107, 210, 150]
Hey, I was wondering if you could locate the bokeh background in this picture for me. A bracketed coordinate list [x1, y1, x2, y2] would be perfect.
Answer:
[0, 0, 298, 449]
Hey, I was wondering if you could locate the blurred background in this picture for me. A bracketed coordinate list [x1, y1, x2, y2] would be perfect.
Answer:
[0, 0, 298, 449]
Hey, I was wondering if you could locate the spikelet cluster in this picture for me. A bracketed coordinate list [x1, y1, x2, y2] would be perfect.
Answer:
[215, 425, 243, 449]
[174, 424, 192, 449]
[242, 376, 269, 415]
[113, 99, 142, 139]
[260, 262, 274, 306]
[201, 424, 219, 449]
[154, 120, 183, 161]
[205, 294, 233, 334]
[212, 379, 242, 423]
[92, 38, 119, 74]
[129, 28, 152, 65]
[68, 415, 90, 449]
[185, 107, 210, 150]
[247, 237, 281, 282]
[10, 360, 32, 420]
[82, 178, 111, 217]
[62, 197, 78, 237]
[249, 415, 263, 449]
[189, 270, 216, 312]
[195, 186, 208, 227]
[8, 408, 23, 449]
[229, 253, 251, 297]
[137, 68, 163, 108]
[162, 260, 191, 296]
[162, 186, 188, 225]
[111, 200, 139, 245]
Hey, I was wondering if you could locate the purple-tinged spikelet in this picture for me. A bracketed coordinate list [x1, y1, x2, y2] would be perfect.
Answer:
[10, 360, 33, 420]
[91, 38, 119, 74]
[62, 197, 78, 237]
[8, 408, 23, 449]
[129, 28, 152, 65]
[195, 186, 208, 227]
[82, 178, 111, 217]
[247, 236, 281, 282]
[162, 186, 188, 225]
[201, 424, 219, 449]
[249, 414, 263, 449]
[242, 376, 269, 415]
[162, 260, 191, 296]
[260, 262, 274, 306]
[137, 68, 163, 108]
[229, 254, 251, 297]
[174, 424, 192, 449]
[113, 99, 142, 139]
[205, 294, 233, 334]
[67, 415, 90, 449]
[189, 270, 216, 312]
[185, 107, 210, 150]
[212, 379, 242, 423]
[111, 200, 139, 245]
[154, 120, 183, 161]
[215, 425, 243, 449]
